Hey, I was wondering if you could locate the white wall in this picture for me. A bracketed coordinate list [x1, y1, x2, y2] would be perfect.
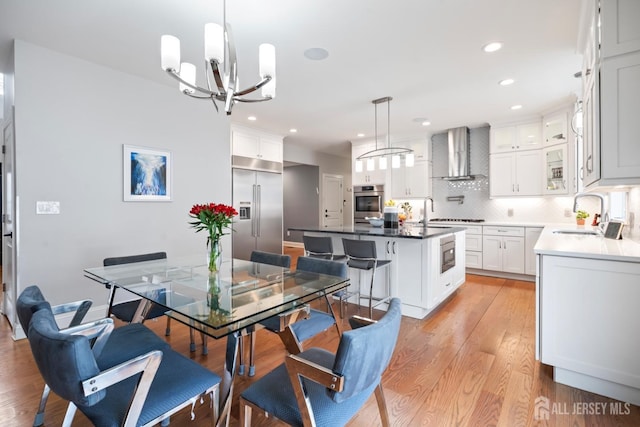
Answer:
[11, 40, 231, 308]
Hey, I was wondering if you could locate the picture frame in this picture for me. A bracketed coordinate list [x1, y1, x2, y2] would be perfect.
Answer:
[123, 144, 172, 202]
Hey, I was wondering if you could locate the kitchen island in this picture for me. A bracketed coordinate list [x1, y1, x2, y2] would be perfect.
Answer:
[289, 225, 466, 319]
[535, 224, 640, 405]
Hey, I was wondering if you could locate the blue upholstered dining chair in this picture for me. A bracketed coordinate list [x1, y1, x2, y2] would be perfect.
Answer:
[274, 256, 347, 355]
[239, 250, 292, 376]
[25, 302, 221, 427]
[239, 298, 402, 427]
[17, 285, 171, 427]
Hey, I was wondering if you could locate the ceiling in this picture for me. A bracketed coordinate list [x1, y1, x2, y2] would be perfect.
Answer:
[0, 0, 584, 158]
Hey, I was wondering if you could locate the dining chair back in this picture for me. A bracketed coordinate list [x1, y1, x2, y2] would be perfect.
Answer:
[240, 250, 293, 376]
[239, 298, 402, 427]
[265, 256, 347, 354]
[17, 285, 170, 427]
[26, 307, 221, 427]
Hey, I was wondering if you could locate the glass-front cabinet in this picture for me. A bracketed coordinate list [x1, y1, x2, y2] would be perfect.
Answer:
[543, 144, 568, 195]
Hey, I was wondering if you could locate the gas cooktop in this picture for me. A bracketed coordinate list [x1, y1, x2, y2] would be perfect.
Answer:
[429, 218, 485, 223]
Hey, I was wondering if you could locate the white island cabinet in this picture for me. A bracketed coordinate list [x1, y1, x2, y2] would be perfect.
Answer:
[299, 227, 466, 319]
[535, 225, 640, 405]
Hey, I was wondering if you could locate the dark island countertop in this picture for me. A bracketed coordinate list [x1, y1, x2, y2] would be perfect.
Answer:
[288, 225, 465, 240]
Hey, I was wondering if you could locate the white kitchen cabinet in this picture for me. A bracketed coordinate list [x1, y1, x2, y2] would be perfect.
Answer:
[538, 254, 640, 404]
[524, 227, 543, 275]
[390, 160, 430, 198]
[543, 110, 568, 146]
[490, 121, 542, 153]
[599, 0, 640, 59]
[543, 144, 569, 195]
[464, 225, 483, 269]
[352, 141, 387, 185]
[231, 127, 283, 163]
[580, 0, 640, 188]
[482, 226, 525, 274]
[490, 150, 542, 197]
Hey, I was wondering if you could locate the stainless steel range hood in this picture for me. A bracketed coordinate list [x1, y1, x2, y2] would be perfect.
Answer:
[443, 126, 476, 181]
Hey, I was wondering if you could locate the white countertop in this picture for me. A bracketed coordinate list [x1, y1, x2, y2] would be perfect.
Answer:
[534, 223, 640, 262]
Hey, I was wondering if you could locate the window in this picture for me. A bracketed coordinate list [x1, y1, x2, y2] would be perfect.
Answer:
[609, 191, 627, 222]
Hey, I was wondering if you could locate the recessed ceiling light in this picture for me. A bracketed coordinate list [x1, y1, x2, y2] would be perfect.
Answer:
[412, 117, 431, 126]
[289, 128, 297, 133]
[422, 121, 431, 126]
[482, 42, 503, 53]
[304, 47, 329, 61]
[499, 78, 515, 86]
[510, 104, 523, 110]
[248, 116, 257, 121]
[357, 133, 365, 138]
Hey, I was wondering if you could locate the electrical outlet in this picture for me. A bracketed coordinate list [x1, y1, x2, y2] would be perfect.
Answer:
[507, 208, 514, 217]
[564, 208, 572, 217]
[287, 230, 290, 237]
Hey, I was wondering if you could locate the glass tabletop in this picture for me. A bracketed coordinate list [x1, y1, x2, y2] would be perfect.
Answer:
[84, 255, 349, 339]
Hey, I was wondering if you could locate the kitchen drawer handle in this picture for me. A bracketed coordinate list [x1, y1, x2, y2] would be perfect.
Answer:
[386, 241, 390, 254]
[392, 241, 397, 254]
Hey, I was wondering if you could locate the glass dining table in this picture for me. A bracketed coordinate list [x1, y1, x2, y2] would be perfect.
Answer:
[84, 254, 349, 426]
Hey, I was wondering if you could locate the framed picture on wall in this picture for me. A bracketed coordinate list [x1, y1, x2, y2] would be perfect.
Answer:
[123, 144, 172, 202]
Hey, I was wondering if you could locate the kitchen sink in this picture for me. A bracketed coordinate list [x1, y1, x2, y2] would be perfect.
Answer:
[552, 229, 601, 236]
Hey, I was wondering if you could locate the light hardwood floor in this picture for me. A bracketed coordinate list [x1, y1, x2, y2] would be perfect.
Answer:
[1, 248, 638, 426]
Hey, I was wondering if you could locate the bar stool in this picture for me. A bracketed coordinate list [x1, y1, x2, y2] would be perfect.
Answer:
[303, 235, 356, 318]
[342, 238, 392, 318]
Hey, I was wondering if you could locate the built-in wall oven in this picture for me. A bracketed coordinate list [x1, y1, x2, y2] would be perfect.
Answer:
[354, 185, 384, 224]
[440, 235, 456, 274]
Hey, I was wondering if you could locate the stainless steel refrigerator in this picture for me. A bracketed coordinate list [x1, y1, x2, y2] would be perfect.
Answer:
[232, 168, 283, 260]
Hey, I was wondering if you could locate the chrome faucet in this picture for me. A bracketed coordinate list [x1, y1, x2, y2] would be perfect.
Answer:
[573, 192, 608, 224]
[423, 197, 434, 223]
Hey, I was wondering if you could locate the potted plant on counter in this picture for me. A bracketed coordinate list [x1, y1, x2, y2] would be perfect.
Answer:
[576, 210, 589, 226]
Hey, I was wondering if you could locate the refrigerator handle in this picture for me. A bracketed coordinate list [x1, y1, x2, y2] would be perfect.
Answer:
[256, 184, 261, 236]
[252, 184, 257, 237]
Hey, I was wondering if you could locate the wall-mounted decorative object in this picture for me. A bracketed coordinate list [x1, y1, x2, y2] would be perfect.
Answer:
[123, 145, 172, 202]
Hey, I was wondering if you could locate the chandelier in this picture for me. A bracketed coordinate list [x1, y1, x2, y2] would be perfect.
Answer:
[355, 97, 414, 172]
[160, 0, 276, 115]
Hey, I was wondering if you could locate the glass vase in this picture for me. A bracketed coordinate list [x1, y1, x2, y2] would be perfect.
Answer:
[208, 238, 222, 272]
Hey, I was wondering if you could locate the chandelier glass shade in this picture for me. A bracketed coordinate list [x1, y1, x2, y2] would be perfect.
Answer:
[160, 0, 276, 115]
[355, 97, 414, 171]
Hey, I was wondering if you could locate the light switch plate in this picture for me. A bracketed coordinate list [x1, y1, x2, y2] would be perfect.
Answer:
[36, 201, 60, 215]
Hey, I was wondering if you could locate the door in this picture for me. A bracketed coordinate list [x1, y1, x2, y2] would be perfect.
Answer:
[255, 171, 283, 253]
[232, 169, 257, 260]
[2, 116, 16, 331]
[322, 174, 343, 228]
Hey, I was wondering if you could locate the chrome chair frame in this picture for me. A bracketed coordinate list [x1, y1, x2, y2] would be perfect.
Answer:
[27, 310, 219, 427]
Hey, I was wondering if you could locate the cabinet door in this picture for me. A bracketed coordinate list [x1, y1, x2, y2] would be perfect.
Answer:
[390, 166, 407, 198]
[259, 136, 283, 162]
[600, 51, 640, 183]
[489, 153, 515, 196]
[502, 236, 525, 274]
[525, 227, 543, 275]
[406, 161, 430, 198]
[600, 0, 640, 59]
[582, 71, 600, 187]
[393, 239, 424, 307]
[543, 144, 568, 195]
[482, 236, 502, 271]
[517, 122, 543, 150]
[515, 150, 542, 196]
[543, 112, 568, 146]
[490, 127, 516, 153]
[232, 130, 260, 158]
